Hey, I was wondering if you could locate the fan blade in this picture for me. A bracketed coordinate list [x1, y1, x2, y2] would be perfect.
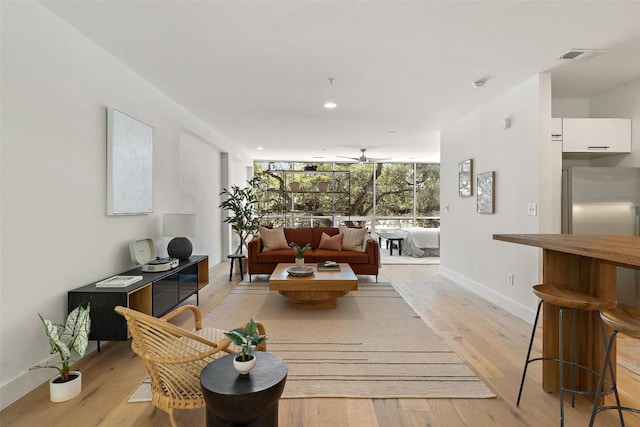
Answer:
[336, 155, 359, 161]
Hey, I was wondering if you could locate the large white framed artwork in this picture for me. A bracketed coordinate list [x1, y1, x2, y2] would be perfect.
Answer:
[106, 108, 154, 215]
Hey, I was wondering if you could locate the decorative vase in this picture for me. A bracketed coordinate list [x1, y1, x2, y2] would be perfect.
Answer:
[295, 257, 305, 268]
[318, 181, 330, 192]
[233, 354, 256, 375]
[49, 371, 82, 402]
[289, 181, 301, 192]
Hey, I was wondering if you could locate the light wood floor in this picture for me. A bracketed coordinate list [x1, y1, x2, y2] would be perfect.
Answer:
[1, 263, 638, 426]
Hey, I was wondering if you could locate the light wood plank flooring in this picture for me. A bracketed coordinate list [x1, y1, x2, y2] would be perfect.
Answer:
[1, 264, 638, 426]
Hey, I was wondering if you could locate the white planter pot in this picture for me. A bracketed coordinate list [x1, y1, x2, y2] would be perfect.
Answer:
[233, 354, 256, 375]
[295, 257, 305, 268]
[49, 371, 82, 402]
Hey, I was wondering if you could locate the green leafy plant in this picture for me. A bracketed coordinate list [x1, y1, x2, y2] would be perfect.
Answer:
[30, 304, 91, 382]
[219, 176, 263, 254]
[290, 242, 311, 258]
[224, 319, 268, 361]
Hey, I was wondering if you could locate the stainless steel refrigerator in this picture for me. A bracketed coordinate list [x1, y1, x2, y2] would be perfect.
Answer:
[562, 166, 640, 307]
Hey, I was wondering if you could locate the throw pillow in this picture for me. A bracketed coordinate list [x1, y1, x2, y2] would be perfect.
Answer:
[259, 226, 289, 251]
[318, 232, 343, 251]
[339, 225, 368, 252]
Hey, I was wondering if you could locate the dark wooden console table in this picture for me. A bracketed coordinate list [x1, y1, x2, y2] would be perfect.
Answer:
[200, 352, 287, 427]
[68, 255, 208, 349]
[493, 234, 640, 393]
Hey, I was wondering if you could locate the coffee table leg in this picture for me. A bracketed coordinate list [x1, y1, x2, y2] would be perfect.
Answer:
[279, 290, 349, 309]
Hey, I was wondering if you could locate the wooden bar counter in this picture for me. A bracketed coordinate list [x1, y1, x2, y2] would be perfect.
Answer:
[493, 234, 640, 393]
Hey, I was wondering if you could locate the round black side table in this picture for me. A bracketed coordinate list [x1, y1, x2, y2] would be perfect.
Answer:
[227, 254, 246, 281]
[200, 352, 288, 427]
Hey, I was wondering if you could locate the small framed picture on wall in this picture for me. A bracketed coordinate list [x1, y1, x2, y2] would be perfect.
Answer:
[458, 159, 473, 197]
[477, 171, 495, 214]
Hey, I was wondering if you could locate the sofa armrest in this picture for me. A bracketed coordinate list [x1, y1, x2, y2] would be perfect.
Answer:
[365, 238, 380, 267]
[248, 237, 262, 261]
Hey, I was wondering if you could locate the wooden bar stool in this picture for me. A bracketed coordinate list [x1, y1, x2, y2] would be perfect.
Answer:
[517, 283, 617, 427]
[589, 308, 640, 427]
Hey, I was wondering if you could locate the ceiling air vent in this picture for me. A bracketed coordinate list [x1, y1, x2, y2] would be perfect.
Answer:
[558, 49, 605, 60]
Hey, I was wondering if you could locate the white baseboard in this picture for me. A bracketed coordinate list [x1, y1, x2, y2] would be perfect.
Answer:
[439, 266, 536, 324]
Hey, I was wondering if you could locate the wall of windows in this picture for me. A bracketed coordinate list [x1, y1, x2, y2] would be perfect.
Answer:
[254, 161, 440, 231]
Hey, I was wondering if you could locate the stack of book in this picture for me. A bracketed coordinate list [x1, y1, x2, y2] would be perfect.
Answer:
[317, 261, 340, 271]
[95, 275, 143, 288]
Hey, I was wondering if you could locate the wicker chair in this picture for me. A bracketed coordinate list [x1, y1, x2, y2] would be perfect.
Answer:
[114, 305, 266, 427]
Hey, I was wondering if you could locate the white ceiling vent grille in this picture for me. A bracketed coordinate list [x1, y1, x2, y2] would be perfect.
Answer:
[558, 49, 605, 60]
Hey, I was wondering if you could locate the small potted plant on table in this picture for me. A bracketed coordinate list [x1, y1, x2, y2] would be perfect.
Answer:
[30, 304, 91, 402]
[290, 242, 311, 268]
[224, 319, 268, 375]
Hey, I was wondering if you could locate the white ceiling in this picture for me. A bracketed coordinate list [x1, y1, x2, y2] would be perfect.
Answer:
[41, 1, 640, 163]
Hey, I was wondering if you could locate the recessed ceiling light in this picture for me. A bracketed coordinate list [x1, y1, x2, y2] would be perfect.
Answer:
[257, 147, 264, 150]
[324, 102, 337, 109]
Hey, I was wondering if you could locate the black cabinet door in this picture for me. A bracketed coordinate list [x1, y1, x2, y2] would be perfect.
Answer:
[68, 292, 129, 341]
[179, 264, 198, 302]
[153, 272, 179, 317]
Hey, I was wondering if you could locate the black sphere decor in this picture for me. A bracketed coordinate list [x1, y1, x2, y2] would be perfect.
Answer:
[167, 237, 193, 260]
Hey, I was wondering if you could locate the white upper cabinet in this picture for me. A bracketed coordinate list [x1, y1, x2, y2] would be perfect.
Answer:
[562, 118, 631, 156]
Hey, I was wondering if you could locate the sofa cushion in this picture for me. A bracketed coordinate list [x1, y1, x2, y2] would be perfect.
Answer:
[311, 227, 339, 248]
[317, 232, 343, 251]
[259, 226, 289, 251]
[284, 228, 314, 248]
[256, 248, 298, 263]
[339, 225, 367, 252]
[313, 249, 369, 264]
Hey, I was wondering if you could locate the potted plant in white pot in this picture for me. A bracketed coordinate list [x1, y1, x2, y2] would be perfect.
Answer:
[290, 242, 311, 268]
[30, 304, 91, 402]
[219, 176, 263, 255]
[224, 319, 268, 375]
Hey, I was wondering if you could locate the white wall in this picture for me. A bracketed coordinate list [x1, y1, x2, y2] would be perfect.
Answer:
[0, 2, 244, 408]
[552, 98, 590, 118]
[439, 74, 559, 322]
[438, 76, 639, 325]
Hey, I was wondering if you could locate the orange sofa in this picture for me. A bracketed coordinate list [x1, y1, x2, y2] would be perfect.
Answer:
[247, 227, 379, 280]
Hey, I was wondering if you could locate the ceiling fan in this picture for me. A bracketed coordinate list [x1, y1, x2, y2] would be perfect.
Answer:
[337, 148, 391, 163]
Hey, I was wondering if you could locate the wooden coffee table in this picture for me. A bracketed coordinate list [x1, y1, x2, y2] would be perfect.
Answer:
[269, 263, 358, 309]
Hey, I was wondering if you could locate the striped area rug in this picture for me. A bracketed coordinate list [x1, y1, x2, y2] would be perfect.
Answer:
[201, 281, 495, 399]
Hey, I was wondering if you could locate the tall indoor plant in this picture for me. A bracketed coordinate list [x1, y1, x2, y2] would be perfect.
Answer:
[30, 304, 91, 402]
[219, 176, 263, 254]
